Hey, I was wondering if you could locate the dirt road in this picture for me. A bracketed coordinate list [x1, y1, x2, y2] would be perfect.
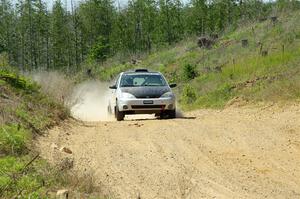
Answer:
[37, 104, 300, 199]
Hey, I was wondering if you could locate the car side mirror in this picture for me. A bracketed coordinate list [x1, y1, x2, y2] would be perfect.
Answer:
[169, 83, 177, 88]
[109, 85, 117, 89]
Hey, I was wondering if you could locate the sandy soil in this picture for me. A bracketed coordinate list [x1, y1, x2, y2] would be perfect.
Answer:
[37, 104, 300, 199]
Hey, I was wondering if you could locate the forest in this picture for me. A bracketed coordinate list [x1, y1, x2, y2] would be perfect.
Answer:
[1, 1, 300, 197]
[0, 0, 299, 72]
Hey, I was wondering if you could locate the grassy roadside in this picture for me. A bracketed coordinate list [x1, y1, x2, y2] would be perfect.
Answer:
[0, 68, 71, 198]
[0, 67, 107, 198]
[84, 10, 300, 110]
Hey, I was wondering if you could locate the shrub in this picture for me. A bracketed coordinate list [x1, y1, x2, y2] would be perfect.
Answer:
[180, 84, 197, 105]
[182, 64, 197, 80]
[0, 70, 39, 93]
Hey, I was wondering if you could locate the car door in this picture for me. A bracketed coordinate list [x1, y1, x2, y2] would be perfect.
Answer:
[109, 74, 120, 113]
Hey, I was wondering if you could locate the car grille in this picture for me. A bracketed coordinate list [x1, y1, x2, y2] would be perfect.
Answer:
[135, 94, 161, 99]
[131, 105, 165, 109]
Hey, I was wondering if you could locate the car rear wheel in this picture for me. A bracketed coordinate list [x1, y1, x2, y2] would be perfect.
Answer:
[115, 106, 125, 121]
[107, 104, 112, 115]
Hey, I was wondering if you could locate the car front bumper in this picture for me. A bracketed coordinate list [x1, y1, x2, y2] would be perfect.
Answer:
[118, 97, 176, 112]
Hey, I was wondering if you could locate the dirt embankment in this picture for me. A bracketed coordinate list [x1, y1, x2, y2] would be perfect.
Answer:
[37, 104, 300, 199]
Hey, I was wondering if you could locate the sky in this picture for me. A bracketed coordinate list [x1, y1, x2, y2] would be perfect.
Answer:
[11, 0, 125, 11]
[44, 0, 84, 10]
[40, 0, 138, 10]
[39, 0, 193, 10]
[43, 0, 274, 9]
[44, 0, 190, 10]
[12, 0, 274, 11]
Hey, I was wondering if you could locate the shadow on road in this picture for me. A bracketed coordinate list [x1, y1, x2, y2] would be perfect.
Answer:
[126, 116, 197, 121]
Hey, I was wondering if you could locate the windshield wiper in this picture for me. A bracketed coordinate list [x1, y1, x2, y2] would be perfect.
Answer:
[121, 85, 134, 87]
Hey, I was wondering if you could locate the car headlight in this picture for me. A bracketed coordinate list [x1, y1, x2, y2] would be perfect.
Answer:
[160, 91, 174, 98]
[121, 92, 136, 99]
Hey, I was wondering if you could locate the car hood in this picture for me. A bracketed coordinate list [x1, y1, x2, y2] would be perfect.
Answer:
[121, 86, 170, 98]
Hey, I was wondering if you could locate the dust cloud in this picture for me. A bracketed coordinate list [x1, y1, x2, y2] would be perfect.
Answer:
[30, 71, 182, 121]
[28, 71, 113, 121]
[30, 71, 74, 105]
[69, 80, 113, 121]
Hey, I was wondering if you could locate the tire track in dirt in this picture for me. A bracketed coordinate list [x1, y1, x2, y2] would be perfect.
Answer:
[37, 104, 300, 199]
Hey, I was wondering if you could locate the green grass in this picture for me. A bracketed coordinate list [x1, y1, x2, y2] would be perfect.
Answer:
[0, 69, 105, 198]
[0, 156, 41, 198]
[195, 83, 234, 108]
[93, 10, 300, 110]
[0, 125, 30, 155]
[0, 155, 73, 198]
[1, 7, 299, 199]
[98, 63, 133, 80]
[0, 69, 71, 198]
[0, 70, 39, 92]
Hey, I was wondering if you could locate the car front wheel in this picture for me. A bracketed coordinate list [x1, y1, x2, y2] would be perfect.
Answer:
[115, 106, 125, 121]
[160, 109, 176, 119]
[168, 109, 176, 119]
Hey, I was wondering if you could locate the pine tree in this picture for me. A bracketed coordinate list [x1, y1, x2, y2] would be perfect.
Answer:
[0, 0, 17, 65]
[34, 0, 50, 69]
[50, 0, 71, 70]
[158, 0, 184, 44]
[78, 0, 114, 60]
[189, 0, 207, 35]
[1, 0, 295, 71]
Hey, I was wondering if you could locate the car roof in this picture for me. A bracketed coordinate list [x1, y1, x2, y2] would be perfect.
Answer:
[122, 70, 161, 75]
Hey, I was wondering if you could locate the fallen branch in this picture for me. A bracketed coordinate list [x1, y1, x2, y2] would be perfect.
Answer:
[0, 154, 40, 197]
[21, 154, 40, 174]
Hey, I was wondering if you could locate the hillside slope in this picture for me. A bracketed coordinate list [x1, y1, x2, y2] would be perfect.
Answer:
[0, 69, 69, 198]
[95, 11, 300, 109]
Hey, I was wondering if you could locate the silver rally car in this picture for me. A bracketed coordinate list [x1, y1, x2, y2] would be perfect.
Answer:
[108, 69, 177, 121]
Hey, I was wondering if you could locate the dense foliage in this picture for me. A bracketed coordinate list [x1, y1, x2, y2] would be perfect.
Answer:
[2, 0, 298, 71]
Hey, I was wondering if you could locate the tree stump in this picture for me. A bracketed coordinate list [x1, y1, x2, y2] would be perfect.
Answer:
[259, 17, 267, 22]
[261, 50, 268, 57]
[131, 59, 141, 65]
[270, 16, 278, 25]
[197, 37, 214, 49]
[56, 189, 69, 199]
[86, 69, 92, 77]
[210, 33, 219, 40]
[202, 66, 211, 73]
[258, 42, 263, 54]
[241, 39, 248, 47]
[214, 66, 222, 73]
[131, 59, 137, 65]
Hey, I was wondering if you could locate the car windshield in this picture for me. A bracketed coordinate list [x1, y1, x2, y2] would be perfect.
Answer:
[120, 74, 167, 87]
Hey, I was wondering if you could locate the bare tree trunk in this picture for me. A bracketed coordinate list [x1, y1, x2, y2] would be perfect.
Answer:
[28, 0, 34, 69]
[71, 0, 79, 71]
[46, 30, 50, 70]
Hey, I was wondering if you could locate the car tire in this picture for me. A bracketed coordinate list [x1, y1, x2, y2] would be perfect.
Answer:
[115, 106, 125, 121]
[107, 104, 112, 115]
[159, 111, 166, 119]
[168, 109, 176, 119]
[160, 109, 176, 119]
